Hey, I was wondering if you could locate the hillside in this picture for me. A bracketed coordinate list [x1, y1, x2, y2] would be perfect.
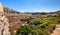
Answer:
[3, 6, 60, 35]
[0, 1, 60, 35]
[5, 8, 60, 35]
[3, 7, 32, 35]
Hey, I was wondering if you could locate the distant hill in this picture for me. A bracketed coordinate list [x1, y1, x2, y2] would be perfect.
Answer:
[4, 7, 20, 14]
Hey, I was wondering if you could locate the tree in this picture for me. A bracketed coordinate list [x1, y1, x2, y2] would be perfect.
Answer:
[40, 12, 46, 15]
[29, 18, 42, 25]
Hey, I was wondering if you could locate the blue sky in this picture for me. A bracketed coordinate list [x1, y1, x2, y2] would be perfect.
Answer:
[0, 0, 60, 12]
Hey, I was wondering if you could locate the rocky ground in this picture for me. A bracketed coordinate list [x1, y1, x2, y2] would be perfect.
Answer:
[51, 24, 60, 35]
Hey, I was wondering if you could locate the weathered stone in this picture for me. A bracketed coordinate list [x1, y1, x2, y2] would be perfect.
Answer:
[0, 2, 10, 35]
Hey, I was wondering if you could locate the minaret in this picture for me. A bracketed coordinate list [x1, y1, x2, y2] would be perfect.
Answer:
[0, 2, 10, 35]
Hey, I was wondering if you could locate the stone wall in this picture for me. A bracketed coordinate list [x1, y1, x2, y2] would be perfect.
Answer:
[0, 3, 11, 35]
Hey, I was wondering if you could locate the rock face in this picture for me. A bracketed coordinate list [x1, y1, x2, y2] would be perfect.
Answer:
[0, 3, 10, 35]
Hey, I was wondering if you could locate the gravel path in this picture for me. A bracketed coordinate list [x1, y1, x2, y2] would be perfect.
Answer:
[51, 24, 60, 35]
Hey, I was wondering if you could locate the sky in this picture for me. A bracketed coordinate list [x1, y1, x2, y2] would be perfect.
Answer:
[0, 0, 60, 12]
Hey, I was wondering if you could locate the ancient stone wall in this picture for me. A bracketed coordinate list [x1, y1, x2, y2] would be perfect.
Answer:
[0, 2, 10, 35]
